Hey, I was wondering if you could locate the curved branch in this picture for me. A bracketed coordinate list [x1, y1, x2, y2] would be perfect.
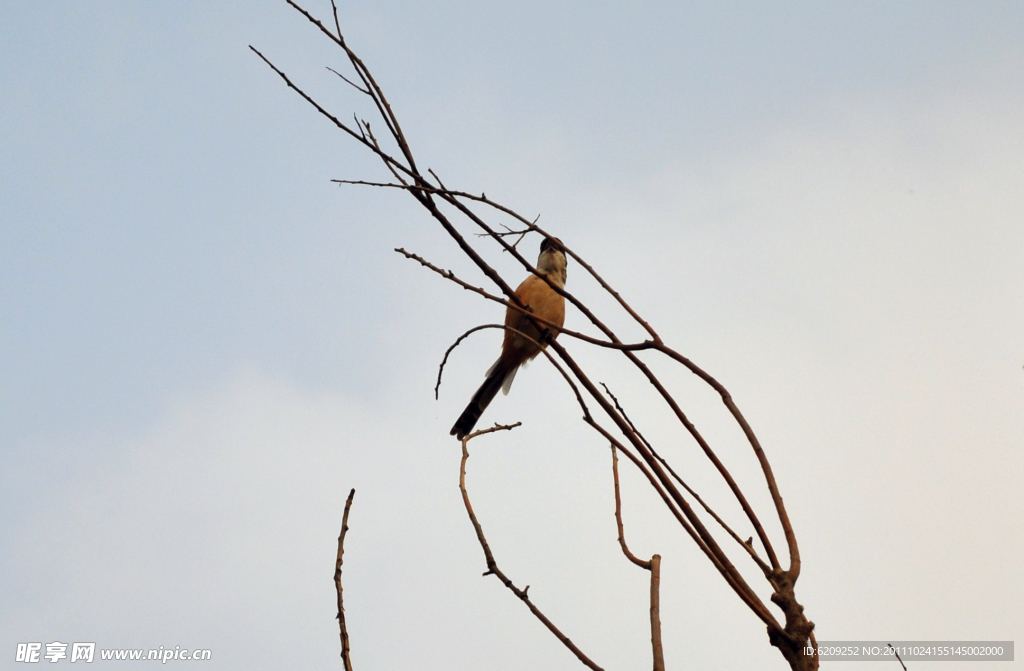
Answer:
[654, 342, 799, 576]
[434, 324, 501, 400]
[610, 444, 651, 571]
[460, 427, 604, 671]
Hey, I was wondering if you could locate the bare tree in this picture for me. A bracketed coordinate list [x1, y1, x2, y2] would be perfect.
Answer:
[258, 2, 818, 669]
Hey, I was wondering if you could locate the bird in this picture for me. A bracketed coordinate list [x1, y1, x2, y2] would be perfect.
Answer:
[450, 237, 568, 440]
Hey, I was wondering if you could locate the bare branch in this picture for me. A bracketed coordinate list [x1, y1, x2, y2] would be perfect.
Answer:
[249, 45, 415, 184]
[283, 0, 412, 169]
[655, 342, 795, 574]
[547, 338, 785, 630]
[405, 191, 791, 576]
[888, 644, 908, 671]
[333, 178, 405, 188]
[329, 0, 342, 41]
[610, 445, 650, 571]
[583, 405, 781, 630]
[434, 324, 503, 400]
[649, 554, 664, 671]
[465, 421, 522, 440]
[602, 383, 773, 576]
[394, 247, 657, 353]
[335, 488, 356, 671]
[620, 342, 783, 572]
[460, 428, 605, 671]
[394, 177, 793, 579]
[327, 66, 371, 95]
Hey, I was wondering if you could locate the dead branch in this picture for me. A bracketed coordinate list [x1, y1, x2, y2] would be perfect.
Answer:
[649, 555, 664, 671]
[602, 383, 772, 575]
[326, 66, 370, 95]
[610, 444, 651, 571]
[546, 336, 785, 628]
[395, 247, 657, 353]
[434, 323, 504, 400]
[335, 488, 356, 671]
[460, 425, 604, 671]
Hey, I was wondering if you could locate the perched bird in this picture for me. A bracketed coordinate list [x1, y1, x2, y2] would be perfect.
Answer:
[450, 237, 568, 440]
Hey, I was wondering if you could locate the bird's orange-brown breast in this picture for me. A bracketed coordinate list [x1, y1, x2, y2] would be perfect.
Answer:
[500, 273, 565, 366]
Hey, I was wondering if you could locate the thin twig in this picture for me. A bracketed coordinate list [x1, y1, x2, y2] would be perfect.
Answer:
[465, 421, 522, 440]
[335, 488, 356, 671]
[460, 427, 605, 671]
[327, 66, 371, 95]
[395, 247, 657, 353]
[888, 644, 908, 671]
[329, 0, 342, 41]
[249, 46, 415, 184]
[610, 445, 650, 570]
[434, 324, 503, 399]
[475, 223, 529, 252]
[284, 0, 412, 170]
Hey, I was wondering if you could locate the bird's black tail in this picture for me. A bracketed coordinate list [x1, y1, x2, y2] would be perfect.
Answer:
[450, 364, 509, 440]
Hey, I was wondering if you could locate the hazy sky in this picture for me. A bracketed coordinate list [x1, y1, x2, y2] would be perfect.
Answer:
[3, 2, 1022, 669]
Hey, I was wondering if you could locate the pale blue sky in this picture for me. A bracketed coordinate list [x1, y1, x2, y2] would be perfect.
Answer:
[3, 2, 1023, 669]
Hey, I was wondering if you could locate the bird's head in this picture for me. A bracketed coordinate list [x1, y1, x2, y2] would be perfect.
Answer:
[537, 236, 567, 286]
